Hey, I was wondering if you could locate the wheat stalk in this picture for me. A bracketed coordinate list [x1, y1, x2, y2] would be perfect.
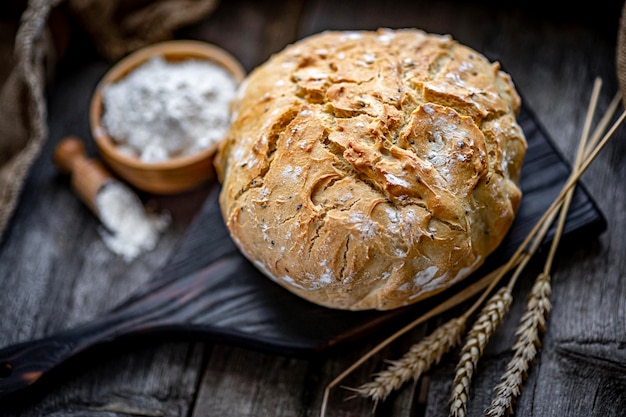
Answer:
[449, 287, 513, 417]
[346, 317, 466, 404]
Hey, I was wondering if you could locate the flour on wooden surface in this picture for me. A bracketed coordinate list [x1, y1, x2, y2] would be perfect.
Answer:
[101, 56, 237, 162]
[95, 181, 170, 262]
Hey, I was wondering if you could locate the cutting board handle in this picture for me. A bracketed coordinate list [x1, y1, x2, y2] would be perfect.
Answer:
[0, 256, 241, 401]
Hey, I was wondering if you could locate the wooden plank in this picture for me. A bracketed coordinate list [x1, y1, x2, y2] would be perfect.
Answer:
[192, 345, 309, 416]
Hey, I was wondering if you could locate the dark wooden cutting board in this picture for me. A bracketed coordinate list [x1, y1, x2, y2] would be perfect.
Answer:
[0, 101, 606, 401]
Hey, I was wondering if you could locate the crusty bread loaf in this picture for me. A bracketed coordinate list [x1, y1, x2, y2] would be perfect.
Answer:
[215, 28, 527, 310]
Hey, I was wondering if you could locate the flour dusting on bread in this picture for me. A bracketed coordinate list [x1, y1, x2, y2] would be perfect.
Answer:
[215, 28, 527, 310]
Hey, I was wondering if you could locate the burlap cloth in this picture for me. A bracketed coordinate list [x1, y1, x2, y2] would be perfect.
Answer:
[0, 0, 219, 244]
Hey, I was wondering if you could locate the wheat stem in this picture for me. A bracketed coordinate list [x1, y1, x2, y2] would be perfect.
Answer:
[584, 91, 622, 158]
[543, 78, 601, 274]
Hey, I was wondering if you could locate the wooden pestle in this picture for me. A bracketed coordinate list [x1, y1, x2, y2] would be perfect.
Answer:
[53, 136, 115, 216]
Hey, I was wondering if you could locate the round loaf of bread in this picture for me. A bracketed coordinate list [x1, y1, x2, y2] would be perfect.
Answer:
[215, 28, 527, 310]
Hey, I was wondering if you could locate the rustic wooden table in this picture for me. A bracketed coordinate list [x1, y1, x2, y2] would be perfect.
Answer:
[1, 1, 625, 416]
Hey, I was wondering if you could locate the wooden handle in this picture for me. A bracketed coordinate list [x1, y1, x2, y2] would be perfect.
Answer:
[53, 136, 114, 215]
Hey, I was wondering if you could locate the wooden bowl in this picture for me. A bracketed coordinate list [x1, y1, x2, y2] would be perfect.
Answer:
[90, 40, 246, 194]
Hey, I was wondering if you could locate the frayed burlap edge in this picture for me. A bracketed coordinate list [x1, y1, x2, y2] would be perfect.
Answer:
[0, 0, 60, 245]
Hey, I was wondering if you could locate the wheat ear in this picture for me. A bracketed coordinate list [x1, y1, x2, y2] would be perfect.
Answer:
[346, 317, 466, 404]
[449, 286, 513, 417]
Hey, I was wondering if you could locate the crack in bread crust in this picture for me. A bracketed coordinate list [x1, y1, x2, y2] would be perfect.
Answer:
[216, 28, 527, 310]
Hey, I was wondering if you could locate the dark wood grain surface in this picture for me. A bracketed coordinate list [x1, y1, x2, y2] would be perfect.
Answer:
[1, 1, 625, 416]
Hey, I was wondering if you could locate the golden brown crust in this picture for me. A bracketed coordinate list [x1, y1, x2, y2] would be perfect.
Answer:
[215, 28, 527, 310]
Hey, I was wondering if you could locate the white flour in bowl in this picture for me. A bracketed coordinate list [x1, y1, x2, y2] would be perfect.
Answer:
[101, 55, 238, 162]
